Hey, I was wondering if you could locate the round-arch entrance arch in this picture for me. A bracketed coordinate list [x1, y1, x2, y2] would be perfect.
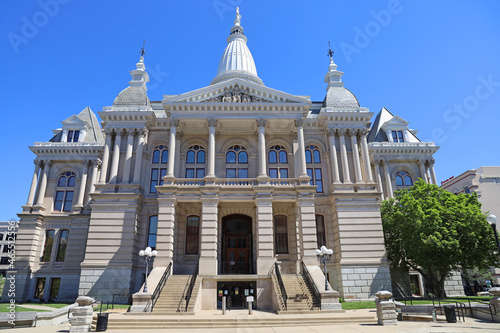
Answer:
[220, 214, 254, 274]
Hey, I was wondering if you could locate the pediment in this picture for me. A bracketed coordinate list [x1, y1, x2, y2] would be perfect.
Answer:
[61, 114, 86, 126]
[383, 115, 409, 127]
[162, 78, 311, 106]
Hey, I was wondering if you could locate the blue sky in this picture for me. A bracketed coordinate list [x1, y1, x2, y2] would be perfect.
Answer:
[1, 0, 499, 220]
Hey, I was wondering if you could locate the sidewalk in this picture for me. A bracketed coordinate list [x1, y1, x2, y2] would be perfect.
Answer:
[5, 309, 500, 333]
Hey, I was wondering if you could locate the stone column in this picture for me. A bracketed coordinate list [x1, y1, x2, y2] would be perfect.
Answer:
[207, 119, 217, 178]
[35, 160, 52, 207]
[350, 130, 363, 183]
[174, 133, 182, 178]
[122, 129, 135, 184]
[255, 197, 275, 274]
[69, 296, 94, 333]
[199, 196, 219, 275]
[375, 291, 397, 326]
[167, 120, 178, 177]
[25, 160, 42, 207]
[360, 129, 374, 182]
[375, 160, 384, 198]
[74, 160, 89, 210]
[98, 129, 112, 184]
[297, 196, 318, 265]
[156, 196, 176, 265]
[429, 160, 437, 185]
[418, 160, 428, 182]
[295, 119, 308, 178]
[86, 160, 100, 204]
[338, 129, 351, 184]
[133, 129, 147, 184]
[257, 119, 267, 177]
[327, 129, 341, 184]
[109, 129, 122, 184]
[382, 160, 393, 199]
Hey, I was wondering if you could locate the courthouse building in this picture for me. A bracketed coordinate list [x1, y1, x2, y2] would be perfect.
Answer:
[6, 9, 452, 309]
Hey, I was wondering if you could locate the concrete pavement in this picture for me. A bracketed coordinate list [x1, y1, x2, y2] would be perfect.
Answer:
[4, 309, 500, 332]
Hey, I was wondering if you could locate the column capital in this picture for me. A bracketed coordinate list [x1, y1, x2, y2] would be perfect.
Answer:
[257, 119, 267, 127]
[347, 128, 358, 137]
[92, 159, 102, 168]
[359, 128, 369, 136]
[135, 128, 147, 136]
[327, 128, 337, 137]
[207, 118, 218, 127]
[103, 127, 114, 135]
[42, 160, 53, 168]
[294, 119, 305, 128]
[124, 128, 135, 135]
[337, 128, 347, 136]
[175, 132, 183, 140]
[428, 159, 435, 166]
[167, 119, 179, 127]
[34, 159, 43, 168]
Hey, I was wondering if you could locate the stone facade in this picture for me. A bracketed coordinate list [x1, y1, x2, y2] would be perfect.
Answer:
[4, 9, 441, 307]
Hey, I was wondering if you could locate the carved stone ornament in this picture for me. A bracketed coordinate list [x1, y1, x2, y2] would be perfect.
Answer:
[201, 85, 272, 103]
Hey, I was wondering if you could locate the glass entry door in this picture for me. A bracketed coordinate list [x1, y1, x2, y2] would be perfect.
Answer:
[221, 214, 253, 274]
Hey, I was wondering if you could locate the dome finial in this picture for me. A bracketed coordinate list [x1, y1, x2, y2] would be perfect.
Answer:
[235, 7, 241, 27]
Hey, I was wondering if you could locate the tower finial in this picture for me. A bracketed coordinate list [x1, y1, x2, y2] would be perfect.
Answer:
[327, 41, 334, 59]
[139, 40, 146, 57]
[235, 7, 241, 26]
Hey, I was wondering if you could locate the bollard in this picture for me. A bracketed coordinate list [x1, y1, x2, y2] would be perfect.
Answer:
[248, 301, 253, 315]
[69, 296, 95, 333]
[222, 296, 226, 315]
[375, 291, 397, 326]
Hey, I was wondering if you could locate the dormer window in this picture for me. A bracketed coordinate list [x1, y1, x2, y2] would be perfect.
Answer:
[391, 130, 404, 143]
[67, 130, 80, 142]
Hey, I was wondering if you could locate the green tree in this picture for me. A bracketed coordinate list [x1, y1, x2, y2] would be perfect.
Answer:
[381, 179, 499, 298]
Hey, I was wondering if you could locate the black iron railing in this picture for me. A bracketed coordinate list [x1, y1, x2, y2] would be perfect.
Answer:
[184, 261, 199, 311]
[144, 262, 172, 312]
[301, 261, 321, 300]
[274, 262, 287, 310]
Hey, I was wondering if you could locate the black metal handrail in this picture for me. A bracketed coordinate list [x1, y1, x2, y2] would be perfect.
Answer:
[184, 261, 199, 311]
[144, 262, 172, 312]
[301, 261, 321, 300]
[274, 262, 287, 310]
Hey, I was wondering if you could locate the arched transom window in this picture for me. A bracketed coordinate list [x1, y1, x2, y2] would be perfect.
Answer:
[395, 171, 413, 187]
[186, 145, 206, 178]
[268, 145, 288, 178]
[150, 144, 168, 193]
[305, 145, 323, 193]
[54, 171, 76, 212]
[226, 145, 248, 178]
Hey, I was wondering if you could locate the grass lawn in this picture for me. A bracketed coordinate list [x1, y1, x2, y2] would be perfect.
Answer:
[0, 276, 5, 296]
[0, 303, 49, 312]
[341, 301, 376, 310]
[0, 303, 73, 313]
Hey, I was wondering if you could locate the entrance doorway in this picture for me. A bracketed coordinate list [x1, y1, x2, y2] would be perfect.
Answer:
[217, 281, 256, 309]
[221, 214, 253, 274]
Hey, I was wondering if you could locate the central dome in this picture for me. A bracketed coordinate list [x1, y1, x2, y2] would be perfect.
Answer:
[210, 8, 264, 86]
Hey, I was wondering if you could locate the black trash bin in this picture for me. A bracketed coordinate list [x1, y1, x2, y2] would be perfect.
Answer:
[96, 312, 109, 331]
[443, 305, 457, 323]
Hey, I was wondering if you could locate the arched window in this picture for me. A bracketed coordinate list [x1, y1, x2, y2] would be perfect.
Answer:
[148, 216, 158, 250]
[150, 145, 168, 193]
[42, 229, 55, 262]
[54, 171, 76, 212]
[185, 216, 200, 254]
[316, 215, 326, 247]
[274, 215, 288, 254]
[186, 145, 206, 178]
[395, 171, 413, 187]
[305, 145, 323, 193]
[268, 145, 288, 178]
[225, 145, 248, 178]
[56, 229, 69, 262]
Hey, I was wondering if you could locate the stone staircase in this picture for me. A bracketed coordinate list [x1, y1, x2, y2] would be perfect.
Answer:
[152, 274, 201, 314]
[274, 274, 321, 313]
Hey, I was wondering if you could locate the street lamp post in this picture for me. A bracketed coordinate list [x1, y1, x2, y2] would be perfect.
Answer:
[139, 247, 158, 293]
[315, 246, 333, 291]
[487, 213, 500, 253]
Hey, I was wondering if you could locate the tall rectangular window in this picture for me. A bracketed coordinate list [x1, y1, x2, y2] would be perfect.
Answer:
[316, 215, 326, 247]
[307, 168, 323, 193]
[42, 230, 55, 262]
[398, 130, 404, 142]
[392, 131, 398, 142]
[49, 278, 61, 300]
[150, 168, 167, 193]
[67, 130, 80, 142]
[185, 216, 200, 254]
[274, 215, 288, 254]
[148, 216, 158, 250]
[56, 230, 69, 262]
[34, 278, 46, 299]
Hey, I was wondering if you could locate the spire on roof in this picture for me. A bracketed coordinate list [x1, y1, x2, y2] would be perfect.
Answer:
[324, 41, 344, 90]
[112, 54, 151, 108]
[210, 7, 264, 85]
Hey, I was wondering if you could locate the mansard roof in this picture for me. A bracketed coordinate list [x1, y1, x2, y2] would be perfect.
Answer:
[49, 107, 104, 144]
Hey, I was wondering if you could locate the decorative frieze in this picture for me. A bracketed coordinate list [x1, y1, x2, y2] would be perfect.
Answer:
[202, 86, 272, 103]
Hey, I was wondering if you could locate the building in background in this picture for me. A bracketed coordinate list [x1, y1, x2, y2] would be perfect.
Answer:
[0, 221, 17, 277]
[442, 166, 500, 287]
[4, 9, 458, 309]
